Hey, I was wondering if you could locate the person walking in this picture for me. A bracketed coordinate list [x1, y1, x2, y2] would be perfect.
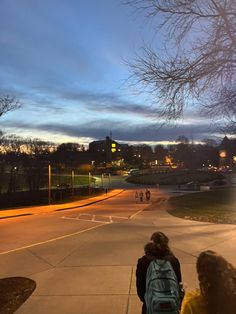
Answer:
[136, 232, 182, 314]
[145, 189, 151, 202]
[181, 250, 236, 314]
[135, 190, 139, 203]
[139, 190, 144, 202]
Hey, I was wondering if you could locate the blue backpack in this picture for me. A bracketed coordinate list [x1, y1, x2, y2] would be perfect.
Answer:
[145, 259, 180, 314]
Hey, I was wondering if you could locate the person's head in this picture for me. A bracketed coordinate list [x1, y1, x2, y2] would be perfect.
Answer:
[144, 242, 158, 257]
[197, 250, 236, 314]
[151, 232, 169, 246]
[149, 232, 171, 255]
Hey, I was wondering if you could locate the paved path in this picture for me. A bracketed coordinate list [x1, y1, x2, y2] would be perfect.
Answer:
[0, 189, 123, 219]
[0, 188, 236, 314]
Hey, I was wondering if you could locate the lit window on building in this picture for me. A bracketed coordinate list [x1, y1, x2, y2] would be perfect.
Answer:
[111, 143, 116, 153]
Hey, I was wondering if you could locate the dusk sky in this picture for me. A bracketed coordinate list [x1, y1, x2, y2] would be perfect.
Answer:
[0, 0, 221, 147]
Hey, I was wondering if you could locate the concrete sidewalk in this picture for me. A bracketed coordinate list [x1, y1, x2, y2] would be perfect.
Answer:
[0, 189, 124, 219]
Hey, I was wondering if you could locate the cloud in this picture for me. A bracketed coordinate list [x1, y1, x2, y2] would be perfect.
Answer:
[0, 0, 226, 147]
[54, 90, 159, 118]
[1, 118, 220, 143]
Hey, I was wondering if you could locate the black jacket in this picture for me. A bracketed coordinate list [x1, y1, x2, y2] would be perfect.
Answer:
[136, 253, 182, 312]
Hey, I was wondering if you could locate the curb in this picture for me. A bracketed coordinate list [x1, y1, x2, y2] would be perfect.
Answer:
[0, 213, 33, 220]
[0, 190, 124, 220]
[55, 189, 124, 211]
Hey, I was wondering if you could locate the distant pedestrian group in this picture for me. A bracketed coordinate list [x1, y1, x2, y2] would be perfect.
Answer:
[135, 189, 151, 203]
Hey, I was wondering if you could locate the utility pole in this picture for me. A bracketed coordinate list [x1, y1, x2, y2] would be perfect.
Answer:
[88, 172, 91, 194]
[108, 173, 111, 189]
[71, 170, 75, 196]
[101, 173, 104, 188]
[48, 163, 51, 205]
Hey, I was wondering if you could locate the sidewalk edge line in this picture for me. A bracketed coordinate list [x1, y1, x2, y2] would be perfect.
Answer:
[0, 224, 104, 255]
[0, 213, 32, 220]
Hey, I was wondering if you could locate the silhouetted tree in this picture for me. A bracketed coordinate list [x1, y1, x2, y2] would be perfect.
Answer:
[134, 144, 153, 159]
[154, 145, 168, 161]
[176, 136, 189, 144]
[53, 142, 82, 169]
[57, 143, 81, 152]
[0, 135, 52, 192]
[0, 95, 21, 118]
[173, 143, 194, 168]
[21, 139, 51, 191]
[202, 138, 218, 147]
[125, 0, 236, 132]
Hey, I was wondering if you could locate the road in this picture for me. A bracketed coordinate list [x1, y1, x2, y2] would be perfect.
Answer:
[0, 188, 155, 254]
[1, 185, 236, 314]
[0, 175, 153, 254]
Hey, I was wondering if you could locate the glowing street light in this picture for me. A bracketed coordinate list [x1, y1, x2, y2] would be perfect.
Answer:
[219, 150, 226, 158]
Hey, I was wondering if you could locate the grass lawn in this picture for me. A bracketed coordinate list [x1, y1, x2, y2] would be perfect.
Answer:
[52, 174, 94, 186]
[1, 174, 94, 193]
[126, 170, 223, 185]
[168, 188, 236, 224]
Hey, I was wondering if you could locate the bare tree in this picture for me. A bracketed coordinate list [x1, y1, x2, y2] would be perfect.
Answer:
[176, 135, 189, 144]
[125, 0, 236, 132]
[0, 95, 21, 118]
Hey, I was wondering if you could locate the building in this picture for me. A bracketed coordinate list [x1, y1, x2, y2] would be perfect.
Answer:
[89, 136, 127, 165]
[219, 136, 236, 170]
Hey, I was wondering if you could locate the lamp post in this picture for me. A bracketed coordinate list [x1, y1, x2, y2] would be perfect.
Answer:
[88, 172, 91, 194]
[48, 163, 51, 205]
[71, 170, 75, 196]
[108, 173, 111, 189]
[101, 173, 104, 188]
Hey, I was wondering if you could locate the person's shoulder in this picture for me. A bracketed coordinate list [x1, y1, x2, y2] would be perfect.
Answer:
[138, 255, 155, 265]
[136, 255, 152, 272]
[184, 289, 202, 301]
[181, 289, 207, 314]
[164, 253, 180, 264]
[183, 290, 205, 308]
[137, 255, 149, 263]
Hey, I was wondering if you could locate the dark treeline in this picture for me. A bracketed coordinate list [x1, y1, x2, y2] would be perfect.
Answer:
[0, 135, 88, 193]
[1, 133, 234, 195]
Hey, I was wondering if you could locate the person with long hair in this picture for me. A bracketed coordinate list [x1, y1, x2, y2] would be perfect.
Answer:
[136, 231, 182, 314]
[181, 250, 236, 314]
